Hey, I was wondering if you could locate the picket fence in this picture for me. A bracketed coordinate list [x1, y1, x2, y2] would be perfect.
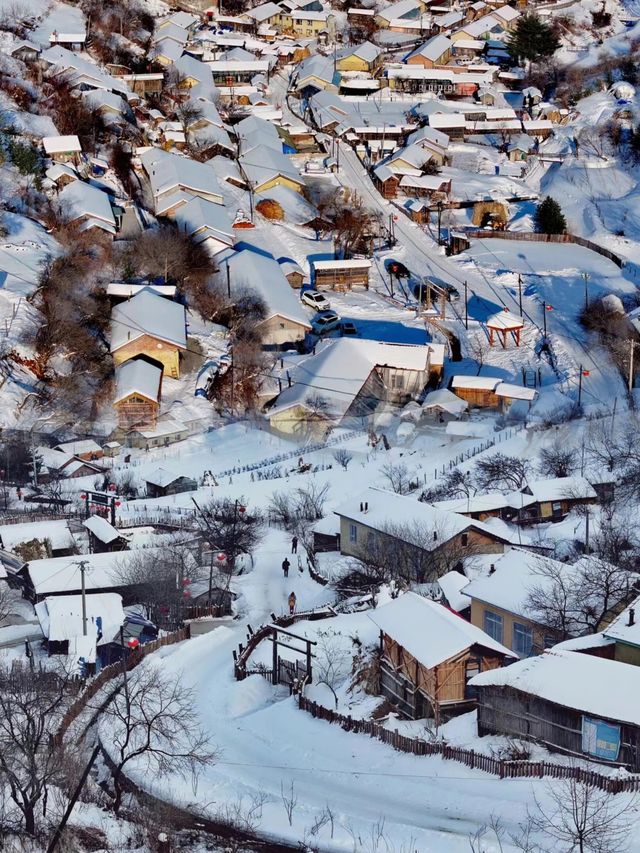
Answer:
[297, 696, 640, 794]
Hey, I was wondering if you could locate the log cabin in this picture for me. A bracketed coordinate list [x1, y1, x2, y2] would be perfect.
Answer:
[370, 592, 515, 722]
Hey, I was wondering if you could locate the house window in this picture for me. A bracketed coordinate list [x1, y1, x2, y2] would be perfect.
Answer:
[513, 622, 533, 656]
[461, 533, 469, 546]
[483, 610, 503, 643]
[390, 373, 404, 390]
[543, 635, 556, 650]
[349, 523, 358, 544]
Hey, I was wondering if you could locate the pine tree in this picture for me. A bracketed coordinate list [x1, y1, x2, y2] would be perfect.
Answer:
[508, 13, 560, 64]
[535, 196, 567, 234]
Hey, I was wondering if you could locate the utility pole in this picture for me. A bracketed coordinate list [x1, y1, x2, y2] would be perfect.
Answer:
[518, 274, 523, 316]
[76, 561, 89, 636]
[336, 139, 340, 171]
[226, 261, 231, 299]
[629, 339, 636, 392]
[46, 744, 101, 853]
[464, 279, 468, 329]
[542, 301, 547, 337]
[437, 200, 443, 245]
[578, 364, 583, 406]
[582, 272, 590, 311]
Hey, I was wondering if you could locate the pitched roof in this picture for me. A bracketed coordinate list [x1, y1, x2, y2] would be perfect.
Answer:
[114, 357, 163, 404]
[83, 515, 122, 544]
[36, 592, 124, 644]
[58, 181, 115, 230]
[42, 134, 82, 154]
[370, 592, 515, 667]
[173, 195, 234, 246]
[139, 148, 224, 205]
[110, 288, 187, 353]
[239, 144, 303, 189]
[470, 649, 640, 727]
[406, 34, 452, 62]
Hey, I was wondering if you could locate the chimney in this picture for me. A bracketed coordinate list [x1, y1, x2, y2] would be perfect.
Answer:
[433, 531, 438, 541]
[364, 502, 368, 512]
[628, 608, 635, 627]
[489, 563, 495, 575]
[360, 502, 363, 512]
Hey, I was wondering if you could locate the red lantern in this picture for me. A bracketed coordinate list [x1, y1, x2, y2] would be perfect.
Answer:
[80, 494, 86, 500]
[115, 500, 121, 507]
[182, 577, 191, 585]
[546, 304, 553, 311]
[238, 505, 246, 514]
[582, 370, 590, 377]
[127, 637, 140, 649]
[183, 589, 191, 599]
[216, 551, 227, 563]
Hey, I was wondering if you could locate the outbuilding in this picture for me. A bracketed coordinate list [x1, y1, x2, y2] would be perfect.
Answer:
[145, 467, 198, 498]
[312, 259, 371, 290]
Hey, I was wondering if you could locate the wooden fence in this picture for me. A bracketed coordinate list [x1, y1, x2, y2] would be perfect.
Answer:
[298, 696, 640, 794]
[456, 230, 627, 269]
[54, 628, 189, 745]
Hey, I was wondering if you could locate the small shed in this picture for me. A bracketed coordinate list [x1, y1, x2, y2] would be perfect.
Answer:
[83, 516, 128, 554]
[41, 135, 82, 164]
[278, 257, 305, 289]
[471, 649, 640, 770]
[370, 592, 516, 722]
[145, 467, 198, 498]
[486, 309, 524, 347]
[422, 388, 468, 422]
[54, 439, 104, 462]
[519, 476, 598, 523]
[450, 376, 537, 410]
[312, 514, 340, 553]
[312, 259, 371, 291]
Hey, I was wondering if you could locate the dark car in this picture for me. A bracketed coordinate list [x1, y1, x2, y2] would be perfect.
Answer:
[340, 321, 357, 336]
[385, 259, 411, 279]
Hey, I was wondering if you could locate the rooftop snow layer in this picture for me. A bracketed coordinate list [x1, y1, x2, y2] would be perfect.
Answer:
[370, 592, 515, 667]
[110, 289, 187, 353]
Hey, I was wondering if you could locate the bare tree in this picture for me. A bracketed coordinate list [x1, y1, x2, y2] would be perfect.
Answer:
[268, 483, 329, 532]
[527, 773, 634, 853]
[280, 780, 298, 827]
[333, 448, 353, 470]
[421, 468, 476, 502]
[524, 552, 637, 640]
[539, 441, 578, 479]
[0, 661, 73, 836]
[316, 188, 376, 258]
[474, 453, 530, 492]
[173, 99, 203, 153]
[313, 629, 353, 709]
[100, 664, 216, 814]
[381, 461, 413, 494]
[194, 496, 263, 568]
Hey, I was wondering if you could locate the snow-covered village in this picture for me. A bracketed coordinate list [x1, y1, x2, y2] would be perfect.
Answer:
[3, 0, 640, 849]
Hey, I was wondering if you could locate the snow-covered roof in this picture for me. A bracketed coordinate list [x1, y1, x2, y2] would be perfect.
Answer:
[162, 10, 199, 30]
[42, 134, 81, 154]
[153, 38, 184, 63]
[494, 383, 537, 402]
[114, 358, 163, 404]
[438, 570, 471, 612]
[145, 466, 186, 488]
[27, 547, 171, 596]
[486, 309, 524, 330]
[139, 148, 224, 205]
[312, 259, 372, 271]
[463, 548, 581, 619]
[432, 493, 513, 515]
[41, 46, 130, 96]
[245, 2, 282, 21]
[174, 196, 234, 247]
[451, 375, 501, 391]
[83, 515, 122, 544]
[0, 520, 74, 552]
[406, 35, 452, 62]
[340, 40, 381, 63]
[239, 144, 303, 189]
[268, 339, 440, 420]
[334, 486, 518, 548]
[470, 649, 640, 727]
[377, 0, 422, 21]
[258, 184, 318, 226]
[110, 288, 187, 353]
[54, 439, 102, 455]
[604, 596, 640, 648]
[107, 283, 177, 299]
[225, 249, 311, 328]
[370, 592, 515, 668]
[58, 181, 116, 230]
[36, 592, 124, 644]
[405, 125, 449, 150]
[524, 477, 597, 503]
[399, 174, 449, 191]
[422, 387, 468, 414]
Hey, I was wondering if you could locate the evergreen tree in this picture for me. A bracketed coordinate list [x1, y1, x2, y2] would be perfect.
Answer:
[535, 196, 567, 234]
[508, 13, 560, 64]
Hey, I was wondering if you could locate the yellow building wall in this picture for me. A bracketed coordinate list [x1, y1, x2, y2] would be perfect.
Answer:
[255, 175, 304, 194]
[469, 599, 554, 655]
[269, 405, 330, 439]
[336, 56, 370, 73]
[112, 333, 182, 379]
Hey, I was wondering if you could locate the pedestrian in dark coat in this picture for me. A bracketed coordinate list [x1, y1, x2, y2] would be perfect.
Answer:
[291, 535, 298, 554]
[282, 558, 290, 578]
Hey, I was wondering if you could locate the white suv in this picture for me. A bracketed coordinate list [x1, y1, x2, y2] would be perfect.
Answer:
[301, 290, 331, 311]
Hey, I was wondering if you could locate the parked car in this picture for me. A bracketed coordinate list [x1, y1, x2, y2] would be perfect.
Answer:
[340, 321, 357, 336]
[311, 310, 341, 335]
[385, 259, 411, 279]
[413, 279, 460, 303]
[301, 290, 331, 311]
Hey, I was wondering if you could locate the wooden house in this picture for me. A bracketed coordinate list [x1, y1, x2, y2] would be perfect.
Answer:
[334, 486, 518, 583]
[114, 358, 162, 430]
[10, 40, 41, 62]
[83, 516, 128, 554]
[373, 165, 401, 199]
[278, 258, 305, 289]
[404, 34, 452, 69]
[124, 418, 190, 449]
[450, 376, 537, 410]
[0, 520, 75, 559]
[54, 439, 103, 462]
[110, 289, 187, 380]
[471, 649, 640, 770]
[145, 467, 198, 498]
[312, 259, 371, 290]
[518, 477, 598, 524]
[42, 135, 82, 165]
[371, 593, 515, 722]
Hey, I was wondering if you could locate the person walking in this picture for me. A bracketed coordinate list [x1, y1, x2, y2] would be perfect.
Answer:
[288, 591, 297, 615]
[291, 535, 298, 554]
[282, 557, 290, 578]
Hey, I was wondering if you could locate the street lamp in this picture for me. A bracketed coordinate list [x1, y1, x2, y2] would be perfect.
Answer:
[582, 272, 590, 311]
[436, 200, 444, 245]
